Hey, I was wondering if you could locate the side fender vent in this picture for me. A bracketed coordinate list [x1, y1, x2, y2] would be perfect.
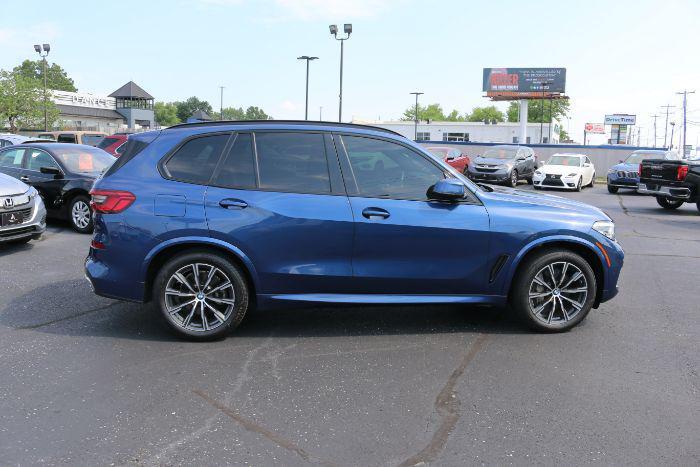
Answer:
[489, 254, 509, 283]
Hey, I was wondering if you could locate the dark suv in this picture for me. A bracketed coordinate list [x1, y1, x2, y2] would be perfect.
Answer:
[85, 121, 623, 340]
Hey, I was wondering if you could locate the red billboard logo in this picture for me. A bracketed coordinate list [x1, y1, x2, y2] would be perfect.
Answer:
[489, 73, 519, 91]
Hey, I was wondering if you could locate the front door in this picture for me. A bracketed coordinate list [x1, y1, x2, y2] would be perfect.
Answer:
[22, 148, 66, 211]
[337, 134, 491, 295]
[205, 131, 354, 295]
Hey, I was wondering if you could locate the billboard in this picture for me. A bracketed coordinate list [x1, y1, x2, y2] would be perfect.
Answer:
[584, 123, 605, 134]
[483, 68, 566, 98]
[604, 114, 636, 125]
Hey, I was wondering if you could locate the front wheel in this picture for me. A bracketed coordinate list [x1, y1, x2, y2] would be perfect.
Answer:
[607, 185, 618, 194]
[511, 250, 597, 332]
[153, 251, 250, 341]
[656, 197, 683, 210]
[69, 195, 93, 233]
[509, 170, 518, 188]
[588, 173, 596, 187]
[575, 177, 582, 192]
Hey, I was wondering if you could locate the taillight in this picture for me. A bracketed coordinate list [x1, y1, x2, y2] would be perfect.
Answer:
[677, 165, 688, 181]
[90, 189, 135, 214]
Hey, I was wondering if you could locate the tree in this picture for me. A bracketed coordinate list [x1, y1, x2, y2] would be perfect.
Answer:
[445, 109, 465, 122]
[402, 103, 449, 122]
[12, 59, 77, 92]
[0, 69, 59, 132]
[244, 106, 271, 120]
[559, 127, 570, 142]
[506, 99, 570, 123]
[154, 102, 180, 126]
[221, 106, 245, 120]
[466, 105, 505, 123]
[175, 97, 213, 122]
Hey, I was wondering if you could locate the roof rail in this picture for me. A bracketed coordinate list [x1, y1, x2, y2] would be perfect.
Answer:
[162, 120, 405, 138]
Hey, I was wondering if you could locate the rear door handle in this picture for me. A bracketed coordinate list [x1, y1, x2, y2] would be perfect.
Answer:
[20, 176, 29, 182]
[362, 207, 390, 220]
[219, 198, 248, 209]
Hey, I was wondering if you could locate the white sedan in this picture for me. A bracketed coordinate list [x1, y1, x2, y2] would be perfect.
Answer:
[532, 153, 596, 191]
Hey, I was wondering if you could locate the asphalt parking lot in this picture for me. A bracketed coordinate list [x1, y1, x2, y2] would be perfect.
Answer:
[1, 185, 698, 466]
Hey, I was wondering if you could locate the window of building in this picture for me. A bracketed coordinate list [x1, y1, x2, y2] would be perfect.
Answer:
[255, 132, 330, 194]
[512, 136, 518, 143]
[0, 148, 25, 168]
[442, 132, 469, 142]
[542, 137, 549, 144]
[164, 134, 229, 184]
[342, 135, 445, 200]
[416, 132, 431, 141]
[213, 133, 256, 189]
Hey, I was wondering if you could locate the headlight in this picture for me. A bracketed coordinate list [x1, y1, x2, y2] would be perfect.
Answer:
[27, 186, 38, 198]
[608, 168, 616, 174]
[534, 170, 542, 175]
[592, 220, 615, 241]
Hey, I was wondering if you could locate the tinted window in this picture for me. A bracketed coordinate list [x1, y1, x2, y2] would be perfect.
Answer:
[51, 146, 114, 174]
[26, 149, 59, 171]
[255, 132, 330, 193]
[0, 148, 25, 168]
[343, 136, 445, 200]
[57, 134, 78, 143]
[97, 137, 121, 149]
[164, 134, 229, 184]
[213, 133, 256, 189]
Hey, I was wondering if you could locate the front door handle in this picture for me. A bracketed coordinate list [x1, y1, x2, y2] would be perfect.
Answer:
[362, 207, 390, 220]
[219, 198, 248, 209]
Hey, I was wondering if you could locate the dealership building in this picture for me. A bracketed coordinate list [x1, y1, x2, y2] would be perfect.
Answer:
[49, 81, 155, 134]
[354, 119, 560, 144]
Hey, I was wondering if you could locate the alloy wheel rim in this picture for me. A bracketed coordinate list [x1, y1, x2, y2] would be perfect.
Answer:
[72, 201, 91, 229]
[511, 172, 517, 186]
[528, 261, 588, 326]
[164, 263, 235, 332]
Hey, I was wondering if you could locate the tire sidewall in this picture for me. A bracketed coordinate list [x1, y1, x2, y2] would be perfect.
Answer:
[69, 195, 94, 233]
[153, 251, 249, 341]
[509, 170, 518, 188]
[656, 196, 683, 209]
[607, 185, 618, 194]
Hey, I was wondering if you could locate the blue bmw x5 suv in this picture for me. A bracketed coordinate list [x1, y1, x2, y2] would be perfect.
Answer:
[85, 121, 623, 340]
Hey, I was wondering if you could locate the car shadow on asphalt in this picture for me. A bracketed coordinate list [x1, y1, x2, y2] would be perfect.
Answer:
[0, 279, 531, 341]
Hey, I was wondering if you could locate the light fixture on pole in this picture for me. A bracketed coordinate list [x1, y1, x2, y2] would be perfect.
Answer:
[410, 92, 424, 140]
[297, 56, 318, 120]
[33, 43, 50, 131]
[329, 23, 352, 122]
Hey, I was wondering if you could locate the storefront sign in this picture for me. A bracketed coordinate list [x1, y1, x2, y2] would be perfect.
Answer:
[51, 91, 116, 109]
[584, 123, 605, 134]
[604, 114, 636, 125]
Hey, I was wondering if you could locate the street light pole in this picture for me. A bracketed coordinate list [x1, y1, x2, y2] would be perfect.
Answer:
[219, 86, 225, 120]
[329, 24, 352, 122]
[410, 92, 424, 140]
[34, 43, 50, 131]
[297, 56, 318, 120]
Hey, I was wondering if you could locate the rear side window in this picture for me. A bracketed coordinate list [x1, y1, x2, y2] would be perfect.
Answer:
[164, 134, 229, 184]
[0, 148, 25, 168]
[255, 132, 330, 193]
[57, 134, 77, 143]
[212, 133, 256, 189]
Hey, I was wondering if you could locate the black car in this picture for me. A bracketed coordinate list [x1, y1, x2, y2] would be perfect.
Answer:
[0, 143, 114, 232]
[638, 157, 700, 213]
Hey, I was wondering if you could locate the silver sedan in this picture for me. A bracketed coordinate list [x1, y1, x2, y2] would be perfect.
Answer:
[0, 172, 46, 245]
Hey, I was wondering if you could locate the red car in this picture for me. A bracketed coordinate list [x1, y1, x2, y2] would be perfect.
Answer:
[96, 134, 129, 157]
[425, 146, 470, 173]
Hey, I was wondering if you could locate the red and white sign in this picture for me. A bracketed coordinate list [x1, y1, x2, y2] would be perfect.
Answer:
[584, 123, 605, 134]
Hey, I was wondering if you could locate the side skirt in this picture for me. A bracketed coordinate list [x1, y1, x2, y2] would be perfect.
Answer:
[257, 293, 507, 309]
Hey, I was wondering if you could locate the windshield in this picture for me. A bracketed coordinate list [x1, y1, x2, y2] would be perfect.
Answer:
[547, 155, 582, 166]
[482, 147, 518, 159]
[625, 151, 666, 164]
[51, 146, 115, 174]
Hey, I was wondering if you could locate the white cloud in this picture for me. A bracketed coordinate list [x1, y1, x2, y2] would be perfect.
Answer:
[280, 99, 297, 111]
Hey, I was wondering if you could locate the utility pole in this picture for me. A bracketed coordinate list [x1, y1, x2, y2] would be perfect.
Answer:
[329, 24, 352, 122]
[410, 92, 424, 140]
[319, 106, 323, 121]
[660, 104, 675, 149]
[33, 44, 50, 131]
[650, 114, 659, 148]
[297, 56, 318, 120]
[219, 86, 225, 120]
[669, 122, 676, 149]
[676, 90, 695, 157]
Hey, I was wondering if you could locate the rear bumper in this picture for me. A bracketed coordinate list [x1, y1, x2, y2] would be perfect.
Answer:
[85, 254, 145, 302]
[637, 182, 692, 200]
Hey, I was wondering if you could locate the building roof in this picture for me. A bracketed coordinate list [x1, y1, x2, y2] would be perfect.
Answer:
[191, 110, 212, 120]
[56, 104, 126, 121]
[108, 81, 154, 100]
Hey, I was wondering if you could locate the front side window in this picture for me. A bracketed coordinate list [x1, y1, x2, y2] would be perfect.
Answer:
[342, 135, 445, 200]
[213, 133, 256, 189]
[0, 148, 25, 168]
[164, 134, 229, 184]
[255, 132, 330, 193]
[26, 149, 59, 171]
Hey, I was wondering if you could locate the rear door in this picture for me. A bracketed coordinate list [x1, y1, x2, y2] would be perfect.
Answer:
[205, 131, 354, 295]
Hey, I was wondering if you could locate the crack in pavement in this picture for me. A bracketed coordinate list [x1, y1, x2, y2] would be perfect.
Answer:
[397, 333, 490, 467]
[192, 389, 336, 466]
[16, 301, 122, 329]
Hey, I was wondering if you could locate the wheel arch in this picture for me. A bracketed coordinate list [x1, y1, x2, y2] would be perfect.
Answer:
[142, 237, 260, 303]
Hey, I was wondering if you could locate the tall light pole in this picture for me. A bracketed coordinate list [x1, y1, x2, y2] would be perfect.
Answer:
[329, 23, 351, 122]
[410, 92, 423, 140]
[660, 105, 674, 149]
[650, 113, 659, 148]
[538, 80, 552, 143]
[676, 90, 695, 157]
[297, 56, 318, 120]
[219, 86, 225, 120]
[33, 43, 50, 131]
[669, 122, 676, 149]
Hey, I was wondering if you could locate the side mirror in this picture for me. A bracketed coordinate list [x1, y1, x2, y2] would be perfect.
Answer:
[584, 163, 592, 168]
[427, 179, 466, 202]
[40, 166, 63, 178]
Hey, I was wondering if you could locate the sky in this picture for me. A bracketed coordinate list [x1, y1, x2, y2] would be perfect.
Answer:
[1, 0, 699, 147]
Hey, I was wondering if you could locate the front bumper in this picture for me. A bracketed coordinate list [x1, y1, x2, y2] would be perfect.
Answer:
[467, 170, 510, 183]
[607, 174, 639, 188]
[0, 197, 46, 243]
[533, 174, 579, 189]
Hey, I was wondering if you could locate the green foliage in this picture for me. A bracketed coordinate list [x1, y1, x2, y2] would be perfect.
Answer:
[0, 69, 59, 132]
[559, 127, 570, 142]
[466, 105, 505, 123]
[12, 59, 77, 92]
[506, 99, 570, 123]
[154, 102, 180, 126]
[221, 105, 272, 121]
[402, 103, 463, 122]
[175, 97, 214, 122]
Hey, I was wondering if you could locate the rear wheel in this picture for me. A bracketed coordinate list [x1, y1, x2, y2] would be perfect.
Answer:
[656, 197, 683, 210]
[607, 185, 618, 194]
[69, 195, 93, 233]
[511, 250, 597, 332]
[153, 251, 250, 341]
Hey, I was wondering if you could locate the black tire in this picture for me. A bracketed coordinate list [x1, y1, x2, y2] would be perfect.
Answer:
[534, 185, 542, 190]
[575, 177, 582, 192]
[153, 250, 250, 341]
[509, 169, 518, 188]
[656, 197, 683, 210]
[511, 249, 597, 332]
[68, 195, 93, 233]
[588, 173, 596, 187]
[526, 176, 533, 185]
[607, 185, 618, 194]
